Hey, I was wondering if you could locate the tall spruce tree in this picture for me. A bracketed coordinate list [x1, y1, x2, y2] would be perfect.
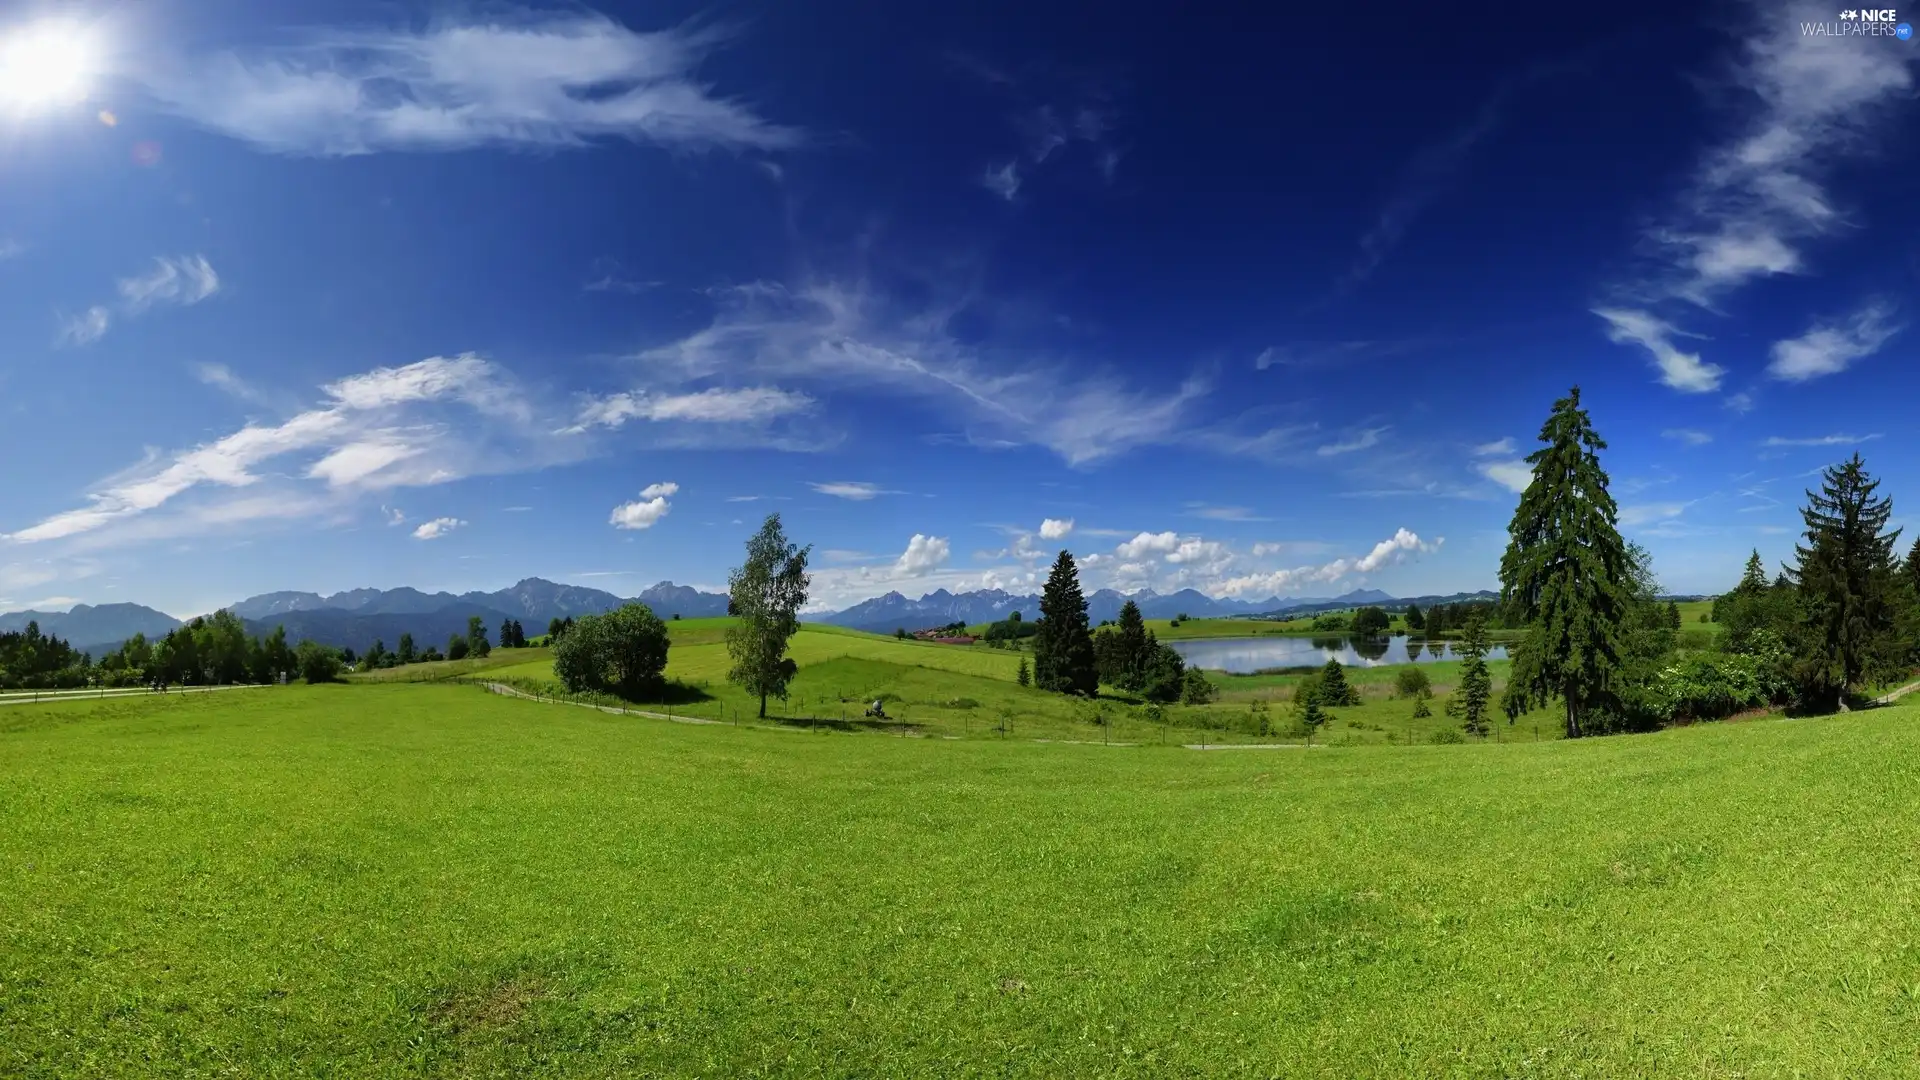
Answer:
[1033, 550, 1098, 696]
[1787, 454, 1902, 710]
[1115, 600, 1149, 691]
[1497, 386, 1632, 738]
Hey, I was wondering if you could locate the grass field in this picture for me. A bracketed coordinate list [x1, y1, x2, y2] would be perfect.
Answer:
[4, 683, 1920, 1076]
[461, 621, 1532, 745]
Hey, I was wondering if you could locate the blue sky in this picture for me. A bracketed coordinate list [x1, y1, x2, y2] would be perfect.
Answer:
[0, 0, 1915, 616]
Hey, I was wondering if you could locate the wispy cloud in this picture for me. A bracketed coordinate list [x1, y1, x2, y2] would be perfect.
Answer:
[4, 354, 564, 547]
[1182, 504, 1268, 522]
[639, 279, 1214, 467]
[1597, 5, 1914, 389]
[58, 254, 220, 347]
[1762, 432, 1882, 447]
[1618, 502, 1690, 528]
[0, 238, 23, 260]
[137, 15, 800, 157]
[1594, 308, 1724, 393]
[1470, 437, 1515, 457]
[1479, 460, 1532, 494]
[193, 362, 270, 405]
[809, 481, 902, 501]
[980, 161, 1020, 201]
[118, 255, 220, 311]
[1662, 428, 1714, 446]
[412, 517, 466, 540]
[56, 306, 110, 346]
[1767, 299, 1901, 382]
[1315, 426, 1388, 458]
[563, 386, 814, 433]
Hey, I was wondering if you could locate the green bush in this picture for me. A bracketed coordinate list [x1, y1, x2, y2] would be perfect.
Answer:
[295, 641, 342, 684]
[553, 603, 671, 699]
[1394, 667, 1432, 699]
[1430, 727, 1466, 745]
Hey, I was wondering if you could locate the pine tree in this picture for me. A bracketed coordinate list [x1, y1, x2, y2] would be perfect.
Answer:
[1296, 691, 1327, 745]
[1448, 610, 1494, 735]
[1665, 600, 1682, 630]
[1498, 386, 1632, 737]
[1033, 550, 1098, 695]
[1115, 600, 1149, 691]
[1016, 656, 1031, 687]
[1787, 454, 1902, 709]
[1404, 603, 1425, 631]
[1318, 657, 1359, 706]
[1740, 549, 1769, 593]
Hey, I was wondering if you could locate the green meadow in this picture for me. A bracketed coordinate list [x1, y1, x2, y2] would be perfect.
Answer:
[5, 681, 1920, 1077]
[403, 620, 1535, 745]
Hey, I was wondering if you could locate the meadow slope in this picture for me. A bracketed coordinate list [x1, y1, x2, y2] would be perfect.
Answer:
[3, 685, 1920, 1076]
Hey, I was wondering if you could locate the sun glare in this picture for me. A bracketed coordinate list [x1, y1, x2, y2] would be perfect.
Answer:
[0, 19, 98, 110]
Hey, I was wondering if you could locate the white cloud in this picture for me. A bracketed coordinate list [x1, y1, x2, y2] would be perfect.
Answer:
[307, 439, 423, 487]
[1184, 504, 1266, 522]
[383, 506, 406, 526]
[981, 161, 1020, 201]
[1618, 502, 1689, 528]
[1353, 528, 1441, 573]
[4, 354, 554, 546]
[1766, 300, 1901, 382]
[1039, 517, 1074, 540]
[1479, 460, 1532, 494]
[412, 517, 465, 540]
[566, 386, 814, 431]
[1723, 391, 1757, 414]
[1207, 528, 1439, 599]
[810, 481, 897, 500]
[640, 481, 679, 499]
[194, 362, 268, 404]
[638, 280, 1214, 468]
[1115, 531, 1180, 559]
[136, 15, 799, 157]
[1662, 428, 1714, 446]
[56, 306, 110, 346]
[1165, 538, 1229, 568]
[1471, 437, 1515, 457]
[1315, 426, 1389, 457]
[1594, 307, 1725, 393]
[118, 255, 220, 312]
[609, 496, 671, 530]
[1763, 432, 1882, 447]
[895, 534, 951, 576]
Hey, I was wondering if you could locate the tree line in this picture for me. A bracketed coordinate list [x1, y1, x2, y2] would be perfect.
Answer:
[1492, 387, 1918, 738]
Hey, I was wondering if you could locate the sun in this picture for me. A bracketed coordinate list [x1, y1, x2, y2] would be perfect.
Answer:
[0, 19, 99, 110]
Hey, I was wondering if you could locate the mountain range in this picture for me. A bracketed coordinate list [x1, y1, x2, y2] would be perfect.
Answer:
[2, 580, 1501, 655]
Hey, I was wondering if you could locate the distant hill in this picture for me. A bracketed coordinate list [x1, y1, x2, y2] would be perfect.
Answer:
[0, 603, 183, 654]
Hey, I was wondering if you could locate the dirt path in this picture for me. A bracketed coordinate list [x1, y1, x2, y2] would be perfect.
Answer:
[481, 682, 727, 725]
[1875, 679, 1920, 706]
[0, 684, 268, 708]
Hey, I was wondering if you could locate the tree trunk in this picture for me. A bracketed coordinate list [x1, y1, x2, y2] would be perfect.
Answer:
[1564, 698, 1580, 740]
[759, 691, 768, 719]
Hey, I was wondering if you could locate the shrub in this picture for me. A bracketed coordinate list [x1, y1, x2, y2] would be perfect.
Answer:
[295, 641, 342, 684]
[948, 697, 981, 710]
[1180, 668, 1216, 705]
[1430, 727, 1466, 744]
[554, 603, 671, 699]
[1394, 667, 1432, 699]
[1411, 695, 1433, 719]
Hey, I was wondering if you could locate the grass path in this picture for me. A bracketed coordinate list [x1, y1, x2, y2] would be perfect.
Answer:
[1875, 678, 1920, 705]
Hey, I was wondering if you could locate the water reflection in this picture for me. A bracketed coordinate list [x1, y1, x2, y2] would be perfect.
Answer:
[1167, 634, 1509, 673]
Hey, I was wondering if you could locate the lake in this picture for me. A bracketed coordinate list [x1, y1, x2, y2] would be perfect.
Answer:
[1167, 635, 1510, 673]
